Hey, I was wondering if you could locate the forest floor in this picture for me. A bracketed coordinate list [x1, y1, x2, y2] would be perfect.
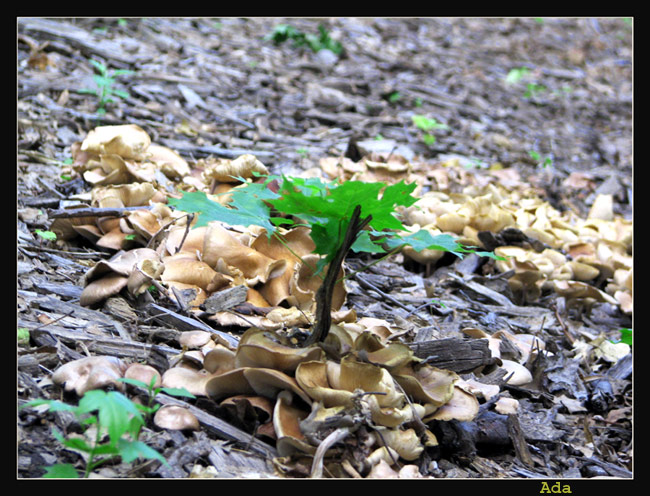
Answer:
[17, 17, 632, 479]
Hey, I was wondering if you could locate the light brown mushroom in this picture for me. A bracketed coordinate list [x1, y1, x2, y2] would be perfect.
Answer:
[273, 390, 315, 457]
[203, 345, 237, 375]
[124, 363, 162, 389]
[161, 367, 211, 396]
[52, 356, 127, 396]
[205, 367, 312, 405]
[80, 273, 129, 307]
[153, 405, 200, 431]
[500, 359, 533, 386]
[426, 385, 479, 422]
[494, 397, 520, 415]
[201, 154, 269, 183]
[80, 124, 151, 161]
[179, 330, 213, 349]
[202, 223, 286, 286]
[146, 144, 191, 179]
[233, 327, 324, 374]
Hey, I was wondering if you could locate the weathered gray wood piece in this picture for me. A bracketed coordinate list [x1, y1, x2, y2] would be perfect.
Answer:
[202, 285, 248, 314]
[408, 337, 496, 374]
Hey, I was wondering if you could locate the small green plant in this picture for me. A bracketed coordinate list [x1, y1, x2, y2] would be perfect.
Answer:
[118, 375, 196, 420]
[414, 97, 423, 108]
[411, 115, 449, 146]
[18, 327, 30, 346]
[505, 67, 548, 99]
[35, 229, 57, 242]
[78, 59, 133, 116]
[21, 389, 168, 478]
[265, 23, 342, 54]
[505, 67, 530, 85]
[528, 150, 553, 168]
[611, 327, 632, 346]
[523, 82, 546, 99]
[296, 147, 309, 157]
[386, 91, 402, 103]
[466, 157, 488, 169]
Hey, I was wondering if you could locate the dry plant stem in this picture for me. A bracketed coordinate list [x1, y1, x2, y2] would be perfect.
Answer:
[174, 213, 195, 254]
[48, 206, 154, 218]
[304, 205, 372, 346]
[552, 302, 575, 346]
[310, 427, 352, 478]
[146, 212, 195, 250]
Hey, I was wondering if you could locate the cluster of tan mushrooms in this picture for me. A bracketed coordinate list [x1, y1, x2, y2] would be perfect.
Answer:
[318, 153, 632, 315]
[46, 125, 631, 477]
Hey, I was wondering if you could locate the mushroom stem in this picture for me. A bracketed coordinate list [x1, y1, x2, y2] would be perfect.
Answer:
[310, 427, 351, 478]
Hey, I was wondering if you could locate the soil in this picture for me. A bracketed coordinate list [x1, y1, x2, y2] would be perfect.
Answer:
[17, 17, 632, 479]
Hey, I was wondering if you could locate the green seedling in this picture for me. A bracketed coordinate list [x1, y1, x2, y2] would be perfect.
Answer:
[296, 147, 309, 157]
[411, 115, 449, 147]
[505, 67, 548, 99]
[374, 134, 384, 141]
[611, 328, 632, 346]
[466, 158, 488, 169]
[21, 389, 168, 478]
[78, 59, 134, 116]
[528, 150, 553, 168]
[35, 229, 57, 242]
[265, 23, 301, 44]
[414, 97, 423, 108]
[118, 376, 196, 419]
[524, 82, 546, 99]
[265, 23, 342, 54]
[505, 67, 530, 85]
[387, 91, 402, 103]
[18, 327, 30, 346]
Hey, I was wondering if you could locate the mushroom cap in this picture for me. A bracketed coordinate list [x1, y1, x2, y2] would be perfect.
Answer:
[80, 124, 151, 161]
[124, 363, 162, 389]
[153, 405, 200, 431]
[161, 367, 211, 396]
[426, 385, 479, 422]
[500, 359, 533, 386]
[52, 356, 127, 396]
[179, 330, 213, 349]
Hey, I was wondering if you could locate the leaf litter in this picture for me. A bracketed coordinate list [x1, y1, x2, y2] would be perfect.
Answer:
[18, 18, 631, 479]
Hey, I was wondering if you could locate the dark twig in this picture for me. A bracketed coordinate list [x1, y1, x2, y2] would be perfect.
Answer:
[174, 213, 195, 254]
[48, 206, 154, 218]
[304, 205, 372, 346]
